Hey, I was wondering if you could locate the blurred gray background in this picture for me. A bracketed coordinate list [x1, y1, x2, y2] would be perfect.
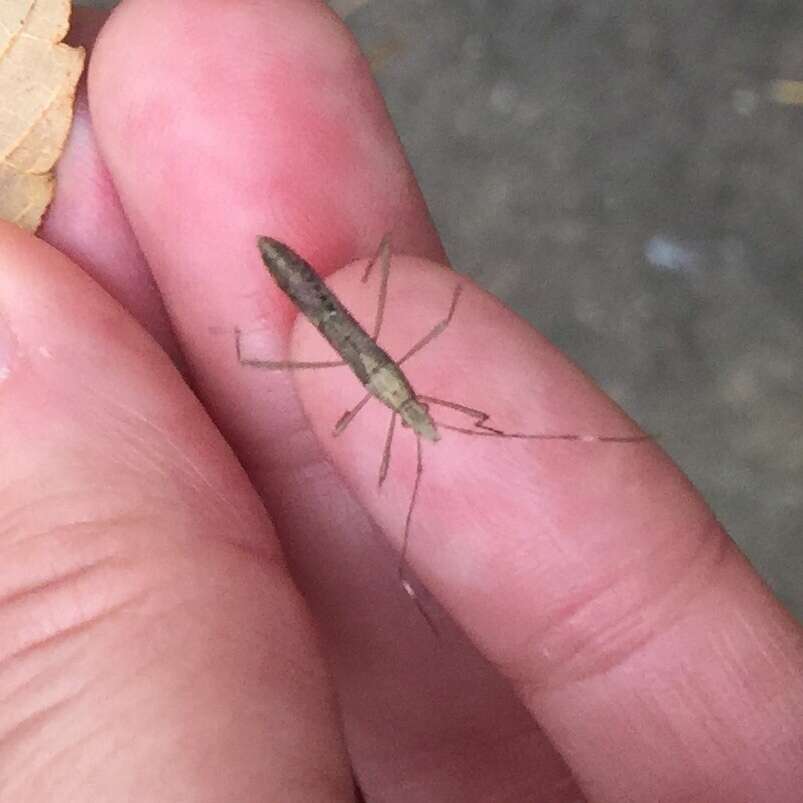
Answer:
[78, 1, 802, 619]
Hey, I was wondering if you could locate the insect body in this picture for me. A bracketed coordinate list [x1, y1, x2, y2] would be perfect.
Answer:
[240, 235, 647, 623]
[257, 237, 439, 442]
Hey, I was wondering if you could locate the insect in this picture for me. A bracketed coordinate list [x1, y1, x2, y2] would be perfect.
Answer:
[237, 236, 647, 617]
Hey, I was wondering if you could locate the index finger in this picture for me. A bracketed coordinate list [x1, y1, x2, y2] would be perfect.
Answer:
[291, 253, 803, 802]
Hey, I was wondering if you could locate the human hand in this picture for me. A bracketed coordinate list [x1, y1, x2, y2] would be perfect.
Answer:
[1, 2, 801, 801]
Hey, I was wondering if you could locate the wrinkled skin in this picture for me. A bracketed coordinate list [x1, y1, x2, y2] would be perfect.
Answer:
[0, 2, 800, 801]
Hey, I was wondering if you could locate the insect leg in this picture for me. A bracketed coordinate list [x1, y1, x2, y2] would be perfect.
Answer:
[397, 283, 463, 366]
[398, 435, 438, 633]
[400, 434, 423, 573]
[420, 394, 649, 442]
[333, 392, 373, 436]
[378, 410, 398, 486]
[235, 327, 345, 370]
[362, 234, 392, 341]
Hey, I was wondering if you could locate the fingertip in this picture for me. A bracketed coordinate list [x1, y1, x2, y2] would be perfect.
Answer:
[0, 219, 166, 382]
[89, 0, 442, 283]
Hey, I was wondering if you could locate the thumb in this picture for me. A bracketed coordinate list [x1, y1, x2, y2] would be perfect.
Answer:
[0, 222, 352, 802]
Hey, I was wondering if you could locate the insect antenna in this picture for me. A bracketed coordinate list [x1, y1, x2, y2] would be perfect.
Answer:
[419, 395, 650, 443]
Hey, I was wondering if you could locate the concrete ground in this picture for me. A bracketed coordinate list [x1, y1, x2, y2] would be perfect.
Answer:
[79, 0, 802, 619]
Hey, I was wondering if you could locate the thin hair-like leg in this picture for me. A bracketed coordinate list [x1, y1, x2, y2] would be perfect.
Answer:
[361, 233, 393, 341]
[333, 393, 373, 436]
[235, 327, 345, 370]
[419, 394, 650, 442]
[378, 411, 397, 486]
[397, 284, 463, 366]
[398, 435, 438, 633]
[399, 435, 423, 576]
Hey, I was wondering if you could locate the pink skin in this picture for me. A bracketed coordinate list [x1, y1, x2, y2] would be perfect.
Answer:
[0, 1, 800, 801]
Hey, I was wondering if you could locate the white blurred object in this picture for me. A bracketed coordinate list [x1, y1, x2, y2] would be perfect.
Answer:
[644, 235, 701, 274]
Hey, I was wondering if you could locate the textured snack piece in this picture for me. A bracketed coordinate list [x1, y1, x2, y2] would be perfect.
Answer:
[0, 0, 85, 231]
